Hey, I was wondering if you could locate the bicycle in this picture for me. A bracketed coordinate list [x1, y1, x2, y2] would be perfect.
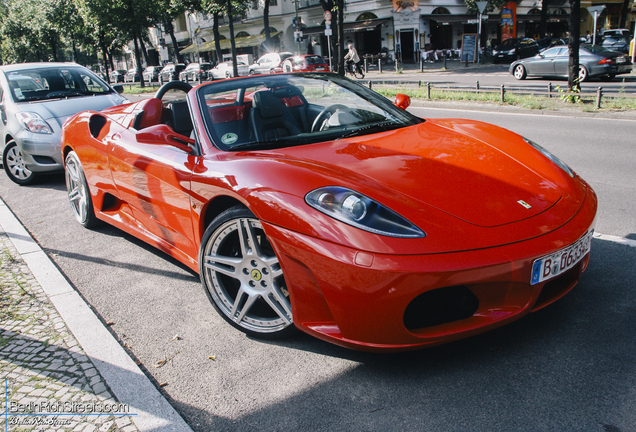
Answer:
[345, 60, 365, 79]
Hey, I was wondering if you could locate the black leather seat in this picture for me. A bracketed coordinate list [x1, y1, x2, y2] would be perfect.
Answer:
[250, 90, 302, 141]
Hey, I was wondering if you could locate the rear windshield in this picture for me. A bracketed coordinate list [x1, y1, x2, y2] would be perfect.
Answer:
[305, 56, 326, 65]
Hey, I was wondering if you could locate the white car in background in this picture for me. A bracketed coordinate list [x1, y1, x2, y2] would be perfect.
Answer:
[248, 52, 293, 74]
[208, 61, 249, 80]
[0, 62, 127, 185]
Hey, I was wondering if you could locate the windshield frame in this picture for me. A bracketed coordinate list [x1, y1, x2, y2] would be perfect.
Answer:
[196, 72, 422, 152]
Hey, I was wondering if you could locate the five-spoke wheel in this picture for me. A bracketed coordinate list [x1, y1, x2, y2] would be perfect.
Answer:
[2, 140, 37, 185]
[513, 64, 527, 80]
[200, 206, 295, 339]
[65, 151, 98, 228]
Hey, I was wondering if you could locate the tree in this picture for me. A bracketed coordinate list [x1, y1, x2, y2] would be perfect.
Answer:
[318, 0, 345, 74]
[567, 0, 580, 92]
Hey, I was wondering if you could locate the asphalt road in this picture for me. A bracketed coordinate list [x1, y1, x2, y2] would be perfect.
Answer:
[1, 104, 635, 431]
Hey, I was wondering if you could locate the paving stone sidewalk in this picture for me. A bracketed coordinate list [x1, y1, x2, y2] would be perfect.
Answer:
[0, 231, 140, 432]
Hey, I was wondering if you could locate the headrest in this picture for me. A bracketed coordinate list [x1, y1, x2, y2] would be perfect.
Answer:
[253, 91, 284, 118]
[272, 85, 301, 98]
[137, 98, 164, 129]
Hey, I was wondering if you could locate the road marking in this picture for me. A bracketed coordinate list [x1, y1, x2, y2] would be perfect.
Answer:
[410, 105, 636, 122]
[594, 232, 636, 248]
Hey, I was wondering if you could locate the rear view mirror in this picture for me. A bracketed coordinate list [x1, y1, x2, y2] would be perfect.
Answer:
[394, 93, 411, 110]
[136, 124, 194, 153]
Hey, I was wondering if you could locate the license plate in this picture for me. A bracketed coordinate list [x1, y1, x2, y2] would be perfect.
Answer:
[616, 57, 627, 64]
[316, 67, 325, 71]
[531, 231, 593, 285]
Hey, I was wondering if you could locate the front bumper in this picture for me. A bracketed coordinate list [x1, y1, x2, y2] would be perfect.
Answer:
[15, 130, 64, 173]
[264, 185, 597, 352]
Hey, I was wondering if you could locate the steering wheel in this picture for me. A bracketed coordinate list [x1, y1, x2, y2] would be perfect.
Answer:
[154, 80, 192, 100]
[311, 104, 349, 132]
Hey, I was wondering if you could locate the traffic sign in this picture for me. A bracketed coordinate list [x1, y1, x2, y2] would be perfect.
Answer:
[324, 11, 332, 21]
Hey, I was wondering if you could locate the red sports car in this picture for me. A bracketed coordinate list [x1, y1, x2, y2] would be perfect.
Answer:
[61, 74, 596, 352]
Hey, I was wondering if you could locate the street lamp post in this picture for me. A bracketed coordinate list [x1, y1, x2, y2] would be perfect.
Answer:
[476, 2, 488, 66]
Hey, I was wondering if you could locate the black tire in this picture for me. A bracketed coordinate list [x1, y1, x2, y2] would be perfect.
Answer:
[354, 66, 364, 79]
[65, 151, 99, 228]
[199, 206, 296, 339]
[513, 64, 527, 80]
[2, 140, 38, 186]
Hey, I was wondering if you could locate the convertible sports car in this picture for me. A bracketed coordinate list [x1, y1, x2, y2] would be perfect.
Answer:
[61, 73, 597, 352]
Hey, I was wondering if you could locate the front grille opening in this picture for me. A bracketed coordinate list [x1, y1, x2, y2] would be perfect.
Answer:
[89, 114, 107, 139]
[32, 155, 57, 165]
[533, 263, 581, 311]
[404, 285, 479, 331]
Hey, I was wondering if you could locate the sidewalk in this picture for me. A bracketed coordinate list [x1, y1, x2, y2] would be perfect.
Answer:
[0, 199, 192, 432]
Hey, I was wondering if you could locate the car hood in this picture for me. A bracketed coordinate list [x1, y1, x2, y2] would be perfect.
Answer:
[18, 94, 125, 127]
[278, 119, 564, 228]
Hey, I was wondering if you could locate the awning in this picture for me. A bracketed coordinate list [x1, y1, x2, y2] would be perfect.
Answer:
[304, 18, 391, 36]
[180, 31, 281, 54]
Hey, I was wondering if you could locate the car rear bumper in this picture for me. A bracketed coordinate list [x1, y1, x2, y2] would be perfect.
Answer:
[264, 185, 597, 352]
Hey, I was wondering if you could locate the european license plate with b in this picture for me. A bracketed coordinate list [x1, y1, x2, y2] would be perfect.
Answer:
[531, 231, 593, 285]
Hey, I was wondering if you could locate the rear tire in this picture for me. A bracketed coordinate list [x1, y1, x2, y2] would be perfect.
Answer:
[578, 66, 589, 82]
[65, 151, 98, 228]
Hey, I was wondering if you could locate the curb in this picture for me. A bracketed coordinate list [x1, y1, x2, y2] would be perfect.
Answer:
[0, 198, 193, 432]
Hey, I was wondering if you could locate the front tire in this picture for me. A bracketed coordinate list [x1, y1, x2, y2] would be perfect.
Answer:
[513, 64, 527, 80]
[199, 206, 295, 339]
[2, 140, 37, 185]
[65, 151, 98, 228]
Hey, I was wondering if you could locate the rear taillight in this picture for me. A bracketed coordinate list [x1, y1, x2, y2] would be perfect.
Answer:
[597, 58, 614, 65]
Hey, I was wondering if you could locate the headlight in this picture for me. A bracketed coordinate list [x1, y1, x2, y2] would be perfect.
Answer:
[16, 112, 53, 134]
[524, 138, 575, 178]
[508, 49, 517, 55]
[306, 186, 425, 238]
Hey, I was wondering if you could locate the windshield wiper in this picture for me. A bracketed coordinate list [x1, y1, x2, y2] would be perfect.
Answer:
[230, 137, 306, 151]
[337, 121, 403, 140]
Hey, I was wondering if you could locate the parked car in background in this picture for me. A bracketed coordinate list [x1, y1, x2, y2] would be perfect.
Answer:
[493, 38, 540, 63]
[537, 38, 565, 52]
[0, 63, 127, 185]
[279, 55, 330, 73]
[109, 69, 126, 83]
[143, 66, 161, 82]
[601, 35, 630, 53]
[510, 44, 632, 81]
[124, 68, 140, 83]
[602, 28, 631, 38]
[158, 63, 186, 84]
[248, 52, 293, 74]
[208, 61, 249, 79]
[179, 63, 213, 82]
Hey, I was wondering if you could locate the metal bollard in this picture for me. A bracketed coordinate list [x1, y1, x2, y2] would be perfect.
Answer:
[378, 59, 382, 74]
[368, 81, 372, 90]
[427, 82, 431, 99]
[596, 87, 602, 109]
[548, 83, 552, 98]
[364, 58, 368, 74]
[420, 56, 424, 72]
[476, 81, 480, 92]
[443, 54, 447, 69]
[500, 85, 505, 103]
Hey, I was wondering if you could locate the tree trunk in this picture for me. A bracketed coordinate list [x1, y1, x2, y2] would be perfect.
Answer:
[567, 0, 580, 92]
[228, 0, 238, 77]
[133, 34, 146, 88]
[619, 0, 629, 28]
[99, 32, 111, 82]
[165, 20, 184, 64]
[213, 12, 222, 64]
[264, 0, 271, 51]
[539, 0, 549, 39]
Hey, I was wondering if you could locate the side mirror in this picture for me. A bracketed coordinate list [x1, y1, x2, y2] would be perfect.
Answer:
[136, 124, 194, 153]
[394, 93, 411, 110]
[113, 85, 124, 94]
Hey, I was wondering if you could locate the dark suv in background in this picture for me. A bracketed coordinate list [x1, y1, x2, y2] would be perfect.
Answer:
[158, 63, 186, 84]
[493, 38, 540, 63]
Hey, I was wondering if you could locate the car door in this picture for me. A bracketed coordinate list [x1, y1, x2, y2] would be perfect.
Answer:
[529, 47, 561, 76]
[106, 125, 198, 261]
[552, 48, 570, 77]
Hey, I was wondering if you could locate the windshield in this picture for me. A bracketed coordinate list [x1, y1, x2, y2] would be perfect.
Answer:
[6, 66, 113, 102]
[197, 73, 422, 151]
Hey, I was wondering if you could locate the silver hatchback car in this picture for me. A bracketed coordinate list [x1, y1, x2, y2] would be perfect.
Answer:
[0, 63, 127, 185]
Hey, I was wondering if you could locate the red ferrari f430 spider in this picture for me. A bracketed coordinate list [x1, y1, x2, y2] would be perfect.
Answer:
[61, 73, 596, 352]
